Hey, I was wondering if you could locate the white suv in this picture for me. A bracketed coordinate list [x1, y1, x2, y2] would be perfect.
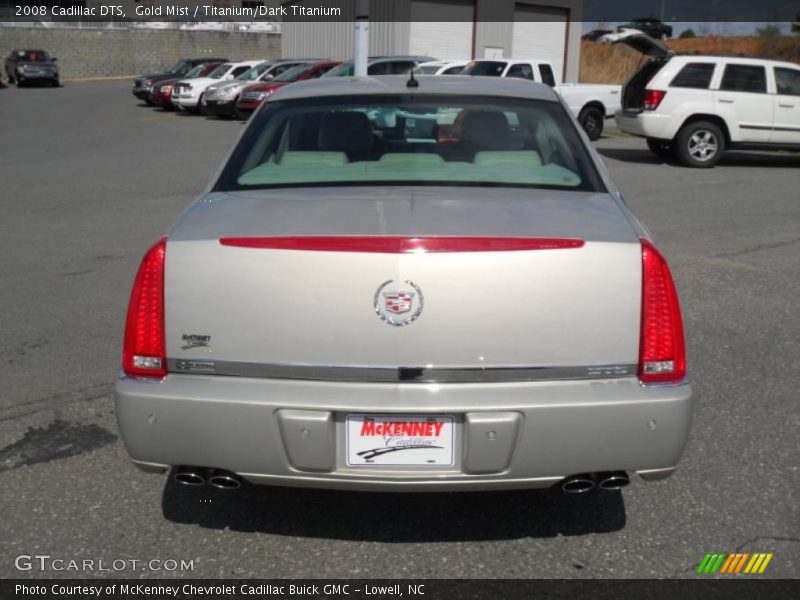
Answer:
[603, 30, 800, 167]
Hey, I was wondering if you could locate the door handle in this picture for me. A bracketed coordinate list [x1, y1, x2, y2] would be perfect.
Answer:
[718, 98, 735, 104]
[778, 102, 795, 108]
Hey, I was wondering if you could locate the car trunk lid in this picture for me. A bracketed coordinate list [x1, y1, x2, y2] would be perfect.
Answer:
[599, 29, 675, 58]
[164, 187, 642, 376]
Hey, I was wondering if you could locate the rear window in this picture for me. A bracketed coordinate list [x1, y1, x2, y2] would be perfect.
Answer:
[215, 94, 603, 193]
[775, 67, 800, 96]
[670, 63, 716, 89]
[462, 62, 507, 77]
[507, 64, 534, 80]
[539, 64, 556, 87]
[720, 64, 767, 93]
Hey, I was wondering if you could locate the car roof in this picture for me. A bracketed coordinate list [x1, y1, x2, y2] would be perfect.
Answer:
[271, 75, 560, 102]
[670, 55, 800, 69]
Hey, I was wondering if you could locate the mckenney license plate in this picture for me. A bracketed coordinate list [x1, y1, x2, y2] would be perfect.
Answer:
[346, 415, 455, 467]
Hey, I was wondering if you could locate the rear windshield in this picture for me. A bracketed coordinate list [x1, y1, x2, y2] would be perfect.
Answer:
[215, 94, 603, 193]
[462, 62, 507, 77]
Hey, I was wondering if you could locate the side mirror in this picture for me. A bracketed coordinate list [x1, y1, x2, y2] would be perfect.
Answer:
[263, 74, 274, 80]
[225, 74, 234, 80]
[51, 57, 58, 62]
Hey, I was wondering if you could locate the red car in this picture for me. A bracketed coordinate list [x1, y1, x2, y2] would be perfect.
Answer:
[148, 62, 222, 110]
[234, 61, 341, 119]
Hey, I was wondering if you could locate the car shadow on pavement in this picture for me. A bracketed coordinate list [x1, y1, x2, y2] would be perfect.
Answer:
[161, 476, 626, 541]
[596, 147, 800, 169]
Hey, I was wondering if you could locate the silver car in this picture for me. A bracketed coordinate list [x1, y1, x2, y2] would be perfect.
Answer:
[115, 76, 692, 494]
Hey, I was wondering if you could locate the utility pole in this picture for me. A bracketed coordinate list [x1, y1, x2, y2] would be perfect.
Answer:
[354, 0, 369, 76]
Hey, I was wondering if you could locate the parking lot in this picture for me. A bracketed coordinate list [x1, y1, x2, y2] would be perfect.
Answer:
[1, 80, 798, 578]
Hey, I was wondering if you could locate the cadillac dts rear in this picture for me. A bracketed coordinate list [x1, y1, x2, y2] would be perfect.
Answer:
[115, 77, 692, 493]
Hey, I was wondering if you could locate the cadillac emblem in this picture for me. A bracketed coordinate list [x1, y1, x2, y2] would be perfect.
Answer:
[374, 280, 424, 326]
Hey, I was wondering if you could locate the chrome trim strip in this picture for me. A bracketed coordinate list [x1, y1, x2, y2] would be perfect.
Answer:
[167, 360, 637, 383]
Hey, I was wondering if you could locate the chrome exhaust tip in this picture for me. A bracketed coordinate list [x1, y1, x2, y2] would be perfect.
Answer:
[598, 471, 630, 490]
[561, 474, 596, 494]
[207, 469, 242, 490]
[173, 466, 206, 487]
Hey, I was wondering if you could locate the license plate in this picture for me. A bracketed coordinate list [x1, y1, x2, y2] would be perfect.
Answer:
[346, 415, 455, 467]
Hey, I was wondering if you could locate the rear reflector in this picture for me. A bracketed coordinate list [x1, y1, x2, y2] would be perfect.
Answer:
[643, 89, 667, 111]
[638, 239, 686, 385]
[219, 236, 584, 253]
[123, 238, 167, 379]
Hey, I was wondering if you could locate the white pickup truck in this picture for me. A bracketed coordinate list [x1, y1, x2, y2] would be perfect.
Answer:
[460, 59, 622, 140]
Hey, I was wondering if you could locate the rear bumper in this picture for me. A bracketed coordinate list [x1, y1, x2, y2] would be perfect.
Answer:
[115, 372, 693, 491]
[615, 110, 678, 140]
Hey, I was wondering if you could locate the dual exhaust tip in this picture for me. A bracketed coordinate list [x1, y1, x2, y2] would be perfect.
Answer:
[561, 471, 630, 494]
[175, 466, 628, 493]
[174, 466, 243, 490]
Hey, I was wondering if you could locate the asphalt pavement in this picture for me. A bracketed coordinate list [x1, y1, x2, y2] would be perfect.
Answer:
[0, 81, 798, 579]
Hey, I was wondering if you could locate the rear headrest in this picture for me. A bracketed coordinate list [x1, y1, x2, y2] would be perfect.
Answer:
[459, 110, 511, 151]
[318, 112, 373, 154]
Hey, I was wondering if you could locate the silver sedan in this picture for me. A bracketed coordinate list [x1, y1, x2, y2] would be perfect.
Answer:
[115, 76, 692, 494]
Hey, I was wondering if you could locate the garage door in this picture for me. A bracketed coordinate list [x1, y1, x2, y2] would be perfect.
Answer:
[409, 0, 474, 61]
[511, 3, 568, 79]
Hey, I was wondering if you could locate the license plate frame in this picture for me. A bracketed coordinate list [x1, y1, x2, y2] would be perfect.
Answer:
[345, 414, 455, 468]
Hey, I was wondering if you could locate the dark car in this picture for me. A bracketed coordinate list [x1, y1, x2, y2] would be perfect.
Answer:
[132, 57, 227, 104]
[5, 49, 59, 87]
[582, 29, 614, 42]
[147, 62, 223, 110]
[617, 18, 673, 40]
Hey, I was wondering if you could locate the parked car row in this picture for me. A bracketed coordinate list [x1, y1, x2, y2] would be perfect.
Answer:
[132, 41, 799, 167]
[134, 56, 437, 120]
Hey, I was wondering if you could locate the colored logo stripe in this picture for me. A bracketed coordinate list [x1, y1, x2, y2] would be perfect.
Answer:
[698, 552, 773, 574]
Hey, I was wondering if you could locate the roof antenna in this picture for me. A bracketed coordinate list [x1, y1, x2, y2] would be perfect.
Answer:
[406, 67, 419, 89]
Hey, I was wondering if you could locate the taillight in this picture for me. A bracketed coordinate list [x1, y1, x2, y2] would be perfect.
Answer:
[123, 238, 167, 379]
[638, 239, 686, 385]
[643, 89, 667, 110]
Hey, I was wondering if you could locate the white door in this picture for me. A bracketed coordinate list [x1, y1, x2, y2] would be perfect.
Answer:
[715, 62, 773, 143]
[772, 66, 800, 144]
[409, 1, 473, 61]
[510, 5, 567, 80]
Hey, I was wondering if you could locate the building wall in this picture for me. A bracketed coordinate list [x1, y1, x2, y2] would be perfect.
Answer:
[0, 28, 280, 79]
[282, 0, 411, 60]
[282, 0, 582, 81]
[473, 0, 582, 82]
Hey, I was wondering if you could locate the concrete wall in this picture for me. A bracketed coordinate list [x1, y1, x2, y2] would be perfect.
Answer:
[0, 28, 281, 79]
